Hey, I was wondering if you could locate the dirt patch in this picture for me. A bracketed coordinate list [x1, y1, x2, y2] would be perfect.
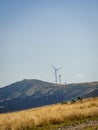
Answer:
[56, 120, 98, 130]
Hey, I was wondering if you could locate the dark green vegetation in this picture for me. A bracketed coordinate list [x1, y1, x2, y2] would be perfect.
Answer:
[32, 116, 98, 130]
[82, 125, 98, 130]
[0, 79, 98, 113]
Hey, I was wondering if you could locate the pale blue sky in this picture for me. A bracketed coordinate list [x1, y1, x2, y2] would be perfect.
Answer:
[0, 0, 98, 87]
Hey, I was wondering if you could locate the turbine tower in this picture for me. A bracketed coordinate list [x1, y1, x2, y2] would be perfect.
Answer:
[59, 74, 61, 84]
[52, 66, 61, 84]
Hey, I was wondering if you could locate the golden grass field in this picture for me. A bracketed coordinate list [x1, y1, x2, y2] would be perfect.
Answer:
[0, 97, 98, 130]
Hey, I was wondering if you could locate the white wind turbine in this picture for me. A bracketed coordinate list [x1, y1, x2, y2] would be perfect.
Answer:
[52, 66, 61, 84]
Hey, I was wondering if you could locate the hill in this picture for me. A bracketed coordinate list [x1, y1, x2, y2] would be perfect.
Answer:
[0, 79, 98, 113]
[85, 89, 98, 98]
[0, 97, 98, 130]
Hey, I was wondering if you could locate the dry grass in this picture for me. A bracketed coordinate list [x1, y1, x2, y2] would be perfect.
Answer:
[0, 97, 98, 130]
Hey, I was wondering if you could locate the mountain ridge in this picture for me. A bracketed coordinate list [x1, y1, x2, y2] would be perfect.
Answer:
[0, 79, 98, 113]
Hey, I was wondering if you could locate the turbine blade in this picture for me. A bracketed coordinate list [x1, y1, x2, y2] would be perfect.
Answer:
[52, 65, 56, 70]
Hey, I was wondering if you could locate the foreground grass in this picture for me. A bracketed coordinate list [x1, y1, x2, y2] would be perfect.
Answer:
[0, 97, 98, 130]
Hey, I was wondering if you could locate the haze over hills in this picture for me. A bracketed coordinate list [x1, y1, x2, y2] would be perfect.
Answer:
[0, 79, 98, 113]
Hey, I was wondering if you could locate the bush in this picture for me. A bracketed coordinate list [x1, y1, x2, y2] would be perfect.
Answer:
[71, 99, 76, 103]
[77, 97, 83, 102]
[61, 102, 67, 105]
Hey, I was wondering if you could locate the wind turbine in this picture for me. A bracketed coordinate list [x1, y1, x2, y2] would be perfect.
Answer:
[52, 66, 61, 84]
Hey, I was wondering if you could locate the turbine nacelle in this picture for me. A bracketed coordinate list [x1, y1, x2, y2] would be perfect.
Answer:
[52, 66, 62, 71]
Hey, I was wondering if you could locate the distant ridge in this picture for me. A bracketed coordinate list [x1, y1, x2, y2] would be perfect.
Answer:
[85, 89, 98, 98]
[0, 79, 98, 113]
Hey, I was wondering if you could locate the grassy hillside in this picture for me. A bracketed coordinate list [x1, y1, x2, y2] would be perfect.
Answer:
[0, 97, 98, 130]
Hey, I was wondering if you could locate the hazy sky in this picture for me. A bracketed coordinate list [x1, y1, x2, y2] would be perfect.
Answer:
[0, 0, 98, 87]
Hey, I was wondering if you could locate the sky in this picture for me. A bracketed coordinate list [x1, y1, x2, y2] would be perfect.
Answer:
[0, 0, 98, 87]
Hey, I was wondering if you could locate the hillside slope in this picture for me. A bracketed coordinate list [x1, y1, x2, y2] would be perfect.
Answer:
[0, 79, 98, 113]
[0, 98, 98, 130]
